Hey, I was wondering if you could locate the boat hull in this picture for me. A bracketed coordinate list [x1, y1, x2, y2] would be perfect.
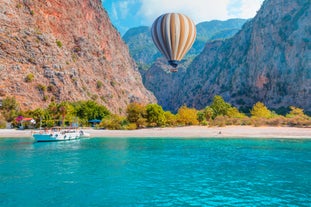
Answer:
[33, 131, 81, 142]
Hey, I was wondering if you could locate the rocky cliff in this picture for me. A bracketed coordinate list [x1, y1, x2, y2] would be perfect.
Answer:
[145, 0, 311, 113]
[0, 0, 156, 114]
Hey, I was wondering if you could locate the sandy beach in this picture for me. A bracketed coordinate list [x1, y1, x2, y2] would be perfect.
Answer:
[0, 126, 310, 139]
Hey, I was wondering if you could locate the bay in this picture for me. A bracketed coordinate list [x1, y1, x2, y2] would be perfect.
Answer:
[0, 137, 310, 206]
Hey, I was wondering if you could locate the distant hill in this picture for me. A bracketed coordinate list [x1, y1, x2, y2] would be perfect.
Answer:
[123, 18, 247, 67]
[123, 26, 161, 67]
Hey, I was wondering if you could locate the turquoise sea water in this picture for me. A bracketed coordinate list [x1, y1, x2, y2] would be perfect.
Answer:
[0, 137, 310, 206]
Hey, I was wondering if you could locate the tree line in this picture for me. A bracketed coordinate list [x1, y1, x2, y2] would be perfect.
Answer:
[0, 95, 310, 129]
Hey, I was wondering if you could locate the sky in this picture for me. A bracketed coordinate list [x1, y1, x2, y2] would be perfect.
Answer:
[102, 0, 265, 35]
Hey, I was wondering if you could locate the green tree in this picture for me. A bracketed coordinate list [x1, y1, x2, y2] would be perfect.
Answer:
[58, 102, 75, 126]
[227, 107, 246, 118]
[204, 106, 214, 121]
[28, 108, 45, 128]
[164, 111, 177, 126]
[0, 119, 6, 129]
[197, 111, 205, 123]
[47, 102, 59, 120]
[146, 104, 166, 127]
[126, 102, 146, 128]
[73, 100, 110, 126]
[286, 106, 308, 118]
[1, 96, 20, 122]
[209, 95, 231, 118]
[99, 114, 125, 130]
[177, 105, 199, 125]
[251, 102, 272, 118]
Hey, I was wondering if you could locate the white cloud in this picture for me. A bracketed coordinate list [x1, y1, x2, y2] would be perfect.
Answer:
[238, 0, 264, 18]
[111, 0, 140, 20]
[138, 0, 264, 25]
[117, 1, 130, 19]
[111, 2, 119, 20]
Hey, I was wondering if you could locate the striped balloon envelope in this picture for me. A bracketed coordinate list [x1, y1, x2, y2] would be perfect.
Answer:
[151, 13, 196, 71]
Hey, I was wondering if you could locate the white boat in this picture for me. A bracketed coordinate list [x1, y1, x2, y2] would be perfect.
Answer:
[32, 127, 86, 142]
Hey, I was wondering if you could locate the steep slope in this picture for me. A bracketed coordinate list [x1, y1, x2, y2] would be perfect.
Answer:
[141, 58, 193, 111]
[174, 0, 311, 113]
[0, 0, 156, 114]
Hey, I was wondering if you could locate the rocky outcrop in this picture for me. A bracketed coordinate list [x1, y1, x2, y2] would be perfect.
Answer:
[145, 0, 311, 113]
[0, 0, 156, 114]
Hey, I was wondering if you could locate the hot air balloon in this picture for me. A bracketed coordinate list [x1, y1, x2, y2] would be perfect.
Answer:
[151, 13, 196, 71]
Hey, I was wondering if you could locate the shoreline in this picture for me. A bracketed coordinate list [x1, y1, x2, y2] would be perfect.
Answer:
[0, 126, 311, 139]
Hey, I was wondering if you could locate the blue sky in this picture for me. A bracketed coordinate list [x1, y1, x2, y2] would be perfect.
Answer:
[102, 0, 265, 35]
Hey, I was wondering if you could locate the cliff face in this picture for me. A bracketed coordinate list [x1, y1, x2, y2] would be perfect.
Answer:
[141, 58, 192, 111]
[0, 0, 156, 114]
[145, 0, 311, 113]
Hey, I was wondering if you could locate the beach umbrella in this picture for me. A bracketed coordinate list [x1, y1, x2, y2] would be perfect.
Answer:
[151, 13, 196, 71]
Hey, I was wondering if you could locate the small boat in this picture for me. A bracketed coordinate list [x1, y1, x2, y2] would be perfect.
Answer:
[32, 127, 87, 142]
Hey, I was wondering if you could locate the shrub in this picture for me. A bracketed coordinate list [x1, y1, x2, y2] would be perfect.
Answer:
[126, 102, 146, 125]
[210, 95, 231, 118]
[204, 107, 214, 121]
[227, 107, 246, 118]
[177, 105, 199, 126]
[125, 123, 137, 130]
[146, 104, 166, 127]
[136, 117, 147, 128]
[201, 120, 208, 126]
[25, 73, 34, 82]
[43, 95, 48, 101]
[251, 117, 266, 127]
[163, 111, 177, 127]
[96, 80, 103, 89]
[56, 40, 62, 48]
[251, 102, 272, 118]
[286, 106, 308, 119]
[212, 116, 226, 127]
[266, 117, 286, 126]
[99, 114, 125, 130]
[37, 84, 46, 92]
[1, 96, 20, 122]
[0, 120, 6, 129]
[197, 111, 205, 123]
